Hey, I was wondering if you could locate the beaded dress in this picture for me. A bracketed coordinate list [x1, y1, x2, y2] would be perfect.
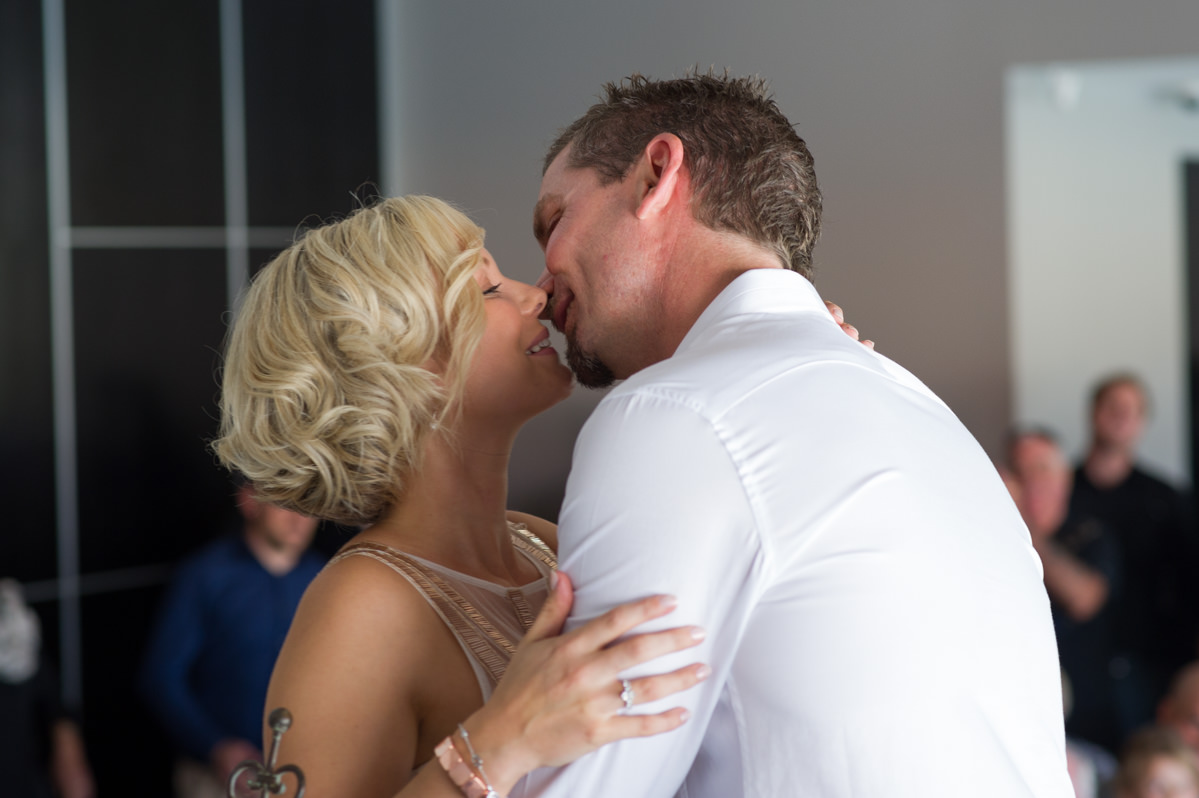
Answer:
[326, 523, 556, 699]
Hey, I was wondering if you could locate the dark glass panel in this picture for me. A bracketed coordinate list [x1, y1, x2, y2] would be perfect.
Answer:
[80, 585, 173, 795]
[244, 0, 379, 226]
[0, 0, 57, 583]
[248, 244, 290, 278]
[66, 0, 224, 226]
[73, 248, 239, 574]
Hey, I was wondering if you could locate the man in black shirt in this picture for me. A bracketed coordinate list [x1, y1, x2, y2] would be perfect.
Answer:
[1008, 429, 1122, 751]
[1070, 374, 1198, 740]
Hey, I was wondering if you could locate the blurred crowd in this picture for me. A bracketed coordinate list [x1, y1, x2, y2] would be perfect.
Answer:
[1005, 374, 1199, 798]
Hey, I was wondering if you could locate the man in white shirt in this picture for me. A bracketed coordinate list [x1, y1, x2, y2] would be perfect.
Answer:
[521, 72, 1073, 796]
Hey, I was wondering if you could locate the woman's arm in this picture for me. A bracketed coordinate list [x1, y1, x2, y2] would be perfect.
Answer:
[264, 561, 706, 798]
[264, 556, 445, 796]
[455, 572, 707, 794]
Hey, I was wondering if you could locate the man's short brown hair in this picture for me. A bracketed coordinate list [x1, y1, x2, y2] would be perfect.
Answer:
[1090, 372, 1148, 414]
[544, 70, 822, 279]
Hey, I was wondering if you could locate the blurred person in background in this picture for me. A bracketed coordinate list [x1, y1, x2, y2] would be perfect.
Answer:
[1007, 428, 1122, 752]
[1062, 670, 1118, 798]
[138, 479, 323, 798]
[1071, 374, 1199, 737]
[1113, 726, 1199, 798]
[1156, 662, 1199, 757]
[0, 578, 94, 798]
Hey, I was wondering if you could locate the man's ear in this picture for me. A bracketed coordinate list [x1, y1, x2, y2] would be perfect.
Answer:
[634, 133, 686, 221]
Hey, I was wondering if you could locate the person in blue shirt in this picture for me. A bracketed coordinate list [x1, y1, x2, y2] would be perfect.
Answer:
[139, 479, 324, 798]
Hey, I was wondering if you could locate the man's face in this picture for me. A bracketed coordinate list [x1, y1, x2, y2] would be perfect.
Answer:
[256, 503, 319, 552]
[533, 146, 666, 387]
[1093, 381, 1146, 451]
[239, 484, 317, 554]
[1009, 435, 1072, 536]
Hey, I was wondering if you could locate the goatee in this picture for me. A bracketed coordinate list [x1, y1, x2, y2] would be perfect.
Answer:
[567, 339, 615, 389]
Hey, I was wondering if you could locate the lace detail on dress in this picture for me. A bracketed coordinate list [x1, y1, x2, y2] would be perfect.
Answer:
[326, 522, 556, 696]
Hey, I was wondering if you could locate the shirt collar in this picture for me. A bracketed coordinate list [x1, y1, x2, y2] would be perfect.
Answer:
[676, 268, 824, 356]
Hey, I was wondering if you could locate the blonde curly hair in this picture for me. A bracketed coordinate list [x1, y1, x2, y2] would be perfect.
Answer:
[214, 196, 486, 525]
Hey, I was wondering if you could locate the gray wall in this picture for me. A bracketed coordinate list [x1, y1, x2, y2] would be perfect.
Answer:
[379, 0, 1199, 514]
[1009, 57, 1199, 485]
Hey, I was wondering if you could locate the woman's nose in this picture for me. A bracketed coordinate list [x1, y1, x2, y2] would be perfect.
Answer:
[520, 281, 547, 317]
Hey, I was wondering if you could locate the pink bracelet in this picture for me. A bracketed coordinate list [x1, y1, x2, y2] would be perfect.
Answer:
[435, 731, 502, 798]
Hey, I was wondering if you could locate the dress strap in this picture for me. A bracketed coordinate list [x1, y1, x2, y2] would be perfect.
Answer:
[327, 542, 514, 687]
[507, 521, 558, 570]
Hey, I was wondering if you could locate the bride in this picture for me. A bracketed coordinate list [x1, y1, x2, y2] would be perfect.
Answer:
[214, 195, 709, 797]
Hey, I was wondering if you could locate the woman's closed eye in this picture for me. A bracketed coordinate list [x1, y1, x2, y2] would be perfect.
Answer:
[483, 283, 502, 296]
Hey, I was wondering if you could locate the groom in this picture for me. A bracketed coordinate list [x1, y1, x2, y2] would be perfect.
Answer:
[521, 72, 1073, 797]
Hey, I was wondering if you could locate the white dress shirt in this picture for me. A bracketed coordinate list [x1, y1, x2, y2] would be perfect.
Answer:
[519, 268, 1072, 797]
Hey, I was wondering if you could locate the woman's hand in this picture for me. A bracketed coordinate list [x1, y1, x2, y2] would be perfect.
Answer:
[461, 572, 708, 794]
[826, 300, 875, 349]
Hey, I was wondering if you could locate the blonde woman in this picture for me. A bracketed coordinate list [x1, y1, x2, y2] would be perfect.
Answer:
[214, 196, 708, 798]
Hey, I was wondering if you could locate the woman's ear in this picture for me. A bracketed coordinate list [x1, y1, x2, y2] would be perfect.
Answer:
[634, 133, 686, 221]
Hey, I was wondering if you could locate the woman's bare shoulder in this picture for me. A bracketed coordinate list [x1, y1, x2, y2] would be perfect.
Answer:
[275, 553, 443, 688]
[506, 510, 558, 553]
[265, 551, 456, 794]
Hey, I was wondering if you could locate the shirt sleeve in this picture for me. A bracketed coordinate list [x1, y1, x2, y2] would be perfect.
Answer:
[138, 558, 229, 761]
[520, 388, 766, 798]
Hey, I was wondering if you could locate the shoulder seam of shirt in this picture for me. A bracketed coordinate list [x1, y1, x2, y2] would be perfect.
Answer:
[589, 386, 774, 573]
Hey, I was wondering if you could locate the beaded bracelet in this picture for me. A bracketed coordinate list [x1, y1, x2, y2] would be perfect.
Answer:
[434, 724, 502, 798]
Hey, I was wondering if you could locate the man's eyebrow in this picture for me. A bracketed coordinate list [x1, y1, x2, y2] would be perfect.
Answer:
[532, 193, 559, 246]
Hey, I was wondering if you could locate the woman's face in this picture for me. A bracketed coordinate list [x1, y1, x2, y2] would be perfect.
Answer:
[1128, 755, 1199, 798]
[460, 249, 573, 430]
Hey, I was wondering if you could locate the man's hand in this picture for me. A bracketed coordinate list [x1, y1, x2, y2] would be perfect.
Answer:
[825, 301, 874, 349]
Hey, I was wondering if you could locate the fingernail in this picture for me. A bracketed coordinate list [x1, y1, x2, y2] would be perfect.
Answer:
[678, 709, 691, 723]
[549, 570, 559, 591]
[690, 627, 706, 641]
[657, 594, 678, 609]
[695, 664, 711, 681]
